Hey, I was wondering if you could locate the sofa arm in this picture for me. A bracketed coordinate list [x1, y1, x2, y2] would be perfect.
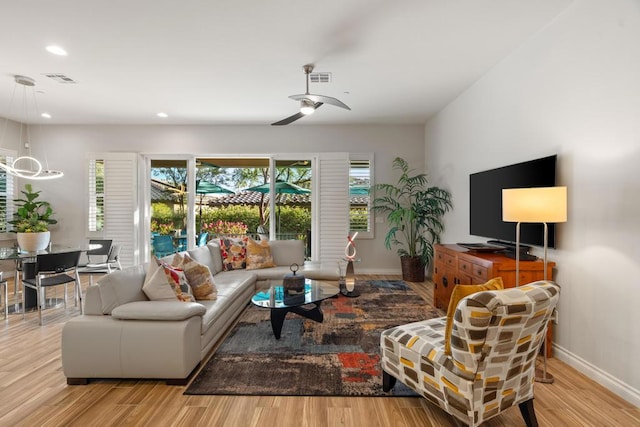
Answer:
[111, 301, 206, 321]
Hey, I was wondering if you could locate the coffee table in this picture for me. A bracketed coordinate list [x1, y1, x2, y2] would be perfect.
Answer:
[251, 279, 340, 339]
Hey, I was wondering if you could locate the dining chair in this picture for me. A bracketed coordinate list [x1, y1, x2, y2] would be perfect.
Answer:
[152, 235, 175, 257]
[81, 239, 112, 266]
[79, 244, 123, 285]
[196, 232, 209, 247]
[22, 251, 82, 325]
[176, 230, 188, 252]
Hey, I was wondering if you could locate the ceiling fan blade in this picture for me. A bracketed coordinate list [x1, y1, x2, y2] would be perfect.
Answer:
[289, 94, 350, 110]
[271, 112, 304, 126]
[271, 103, 323, 126]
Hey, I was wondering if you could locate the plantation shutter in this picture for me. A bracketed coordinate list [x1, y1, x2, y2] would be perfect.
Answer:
[88, 153, 140, 267]
[87, 159, 104, 232]
[317, 153, 350, 264]
[0, 150, 16, 233]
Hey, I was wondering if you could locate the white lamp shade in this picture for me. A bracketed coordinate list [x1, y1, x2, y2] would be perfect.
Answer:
[502, 186, 567, 223]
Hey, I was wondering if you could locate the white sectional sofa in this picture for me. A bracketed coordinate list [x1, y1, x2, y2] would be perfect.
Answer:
[61, 239, 338, 385]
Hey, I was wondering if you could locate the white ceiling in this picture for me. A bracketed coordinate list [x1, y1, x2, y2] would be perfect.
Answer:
[0, 0, 571, 126]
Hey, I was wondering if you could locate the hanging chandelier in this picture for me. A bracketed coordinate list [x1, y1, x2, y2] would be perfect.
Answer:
[0, 75, 63, 180]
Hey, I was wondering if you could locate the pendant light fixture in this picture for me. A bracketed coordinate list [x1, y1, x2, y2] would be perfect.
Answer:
[0, 75, 64, 180]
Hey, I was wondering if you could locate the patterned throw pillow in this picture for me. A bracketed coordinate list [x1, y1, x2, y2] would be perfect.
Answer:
[245, 237, 276, 270]
[180, 253, 218, 300]
[161, 263, 196, 302]
[444, 277, 504, 355]
[142, 256, 193, 302]
[219, 236, 249, 270]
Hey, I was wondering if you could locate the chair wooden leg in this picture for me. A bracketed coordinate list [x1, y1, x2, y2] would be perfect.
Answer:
[382, 370, 397, 392]
[518, 398, 539, 427]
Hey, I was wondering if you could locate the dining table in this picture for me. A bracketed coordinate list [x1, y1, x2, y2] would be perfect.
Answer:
[0, 243, 101, 314]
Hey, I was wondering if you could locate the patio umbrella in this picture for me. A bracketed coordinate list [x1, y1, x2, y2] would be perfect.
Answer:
[243, 180, 311, 195]
[196, 181, 234, 229]
[243, 180, 311, 234]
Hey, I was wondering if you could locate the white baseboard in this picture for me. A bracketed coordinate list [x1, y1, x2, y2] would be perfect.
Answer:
[554, 344, 640, 407]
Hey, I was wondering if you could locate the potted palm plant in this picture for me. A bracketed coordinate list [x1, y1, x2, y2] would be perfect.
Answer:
[10, 183, 57, 251]
[371, 157, 452, 282]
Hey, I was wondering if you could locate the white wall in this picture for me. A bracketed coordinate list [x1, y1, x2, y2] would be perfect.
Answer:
[424, 0, 640, 405]
[19, 124, 424, 273]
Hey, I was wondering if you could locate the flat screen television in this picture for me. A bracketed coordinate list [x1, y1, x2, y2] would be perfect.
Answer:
[469, 155, 557, 249]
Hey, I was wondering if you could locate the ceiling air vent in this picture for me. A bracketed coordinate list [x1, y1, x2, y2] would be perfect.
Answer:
[309, 72, 331, 83]
[43, 73, 78, 84]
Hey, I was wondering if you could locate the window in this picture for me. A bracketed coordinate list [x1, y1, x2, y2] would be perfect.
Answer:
[88, 159, 105, 232]
[0, 150, 16, 234]
[349, 155, 373, 238]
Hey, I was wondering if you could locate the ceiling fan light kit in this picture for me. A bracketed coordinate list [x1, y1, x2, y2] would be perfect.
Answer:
[300, 99, 316, 115]
[271, 64, 350, 126]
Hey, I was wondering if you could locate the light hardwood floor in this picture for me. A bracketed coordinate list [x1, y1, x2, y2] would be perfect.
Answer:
[0, 275, 638, 426]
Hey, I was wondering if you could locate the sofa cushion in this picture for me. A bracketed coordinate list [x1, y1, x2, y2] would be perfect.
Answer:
[270, 240, 305, 266]
[96, 264, 148, 314]
[112, 301, 206, 321]
[206, 242, 224, 274]
[246, 238, 276, 270]
[211, 270, 258, 298]
[197, 272, 257, 335]
[187, 245, 216, 272]
[219, 236, 249, 270]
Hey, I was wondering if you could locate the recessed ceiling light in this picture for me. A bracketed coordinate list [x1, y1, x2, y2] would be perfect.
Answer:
[41, 113, 52, 119]
[157, 112, 168, 118]
[46, 45, 68, 56]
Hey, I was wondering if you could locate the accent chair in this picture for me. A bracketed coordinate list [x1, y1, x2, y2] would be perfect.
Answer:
[380, 280, 560, 427]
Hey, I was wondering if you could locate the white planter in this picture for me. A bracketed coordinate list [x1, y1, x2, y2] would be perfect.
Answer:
[17, 231, 51, 252]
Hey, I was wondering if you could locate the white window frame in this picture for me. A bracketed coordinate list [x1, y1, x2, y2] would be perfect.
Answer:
[349, 153, 374, 239]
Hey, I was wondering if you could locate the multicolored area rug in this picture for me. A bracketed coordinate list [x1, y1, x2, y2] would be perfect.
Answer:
[185, 280, 441, 396]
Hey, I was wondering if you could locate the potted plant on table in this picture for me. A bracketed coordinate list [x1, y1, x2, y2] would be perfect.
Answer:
[371, 157, 452, 282]
[10, 183, 57, 251]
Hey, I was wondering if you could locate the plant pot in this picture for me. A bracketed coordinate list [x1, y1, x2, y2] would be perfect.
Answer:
[17, 231, 51, 252]
[400, 256, 425, 282]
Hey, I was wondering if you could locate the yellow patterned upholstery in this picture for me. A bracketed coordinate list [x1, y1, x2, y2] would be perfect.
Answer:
[380, 280, 560, 426]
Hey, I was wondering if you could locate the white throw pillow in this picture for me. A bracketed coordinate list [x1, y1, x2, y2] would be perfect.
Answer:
[142, 259, 179, 301]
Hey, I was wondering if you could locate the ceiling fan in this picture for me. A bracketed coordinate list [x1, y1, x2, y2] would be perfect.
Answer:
[271, 64, 351, 126]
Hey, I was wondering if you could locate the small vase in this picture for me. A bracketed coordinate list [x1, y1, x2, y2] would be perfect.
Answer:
[17, 231, 51, 252]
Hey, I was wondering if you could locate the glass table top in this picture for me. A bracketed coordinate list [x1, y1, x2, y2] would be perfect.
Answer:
[251, 279, 339, 309]
[0, 244, 93, 260]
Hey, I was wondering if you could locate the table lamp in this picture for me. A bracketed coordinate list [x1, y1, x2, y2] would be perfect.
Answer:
[502, 186, 567, 383]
